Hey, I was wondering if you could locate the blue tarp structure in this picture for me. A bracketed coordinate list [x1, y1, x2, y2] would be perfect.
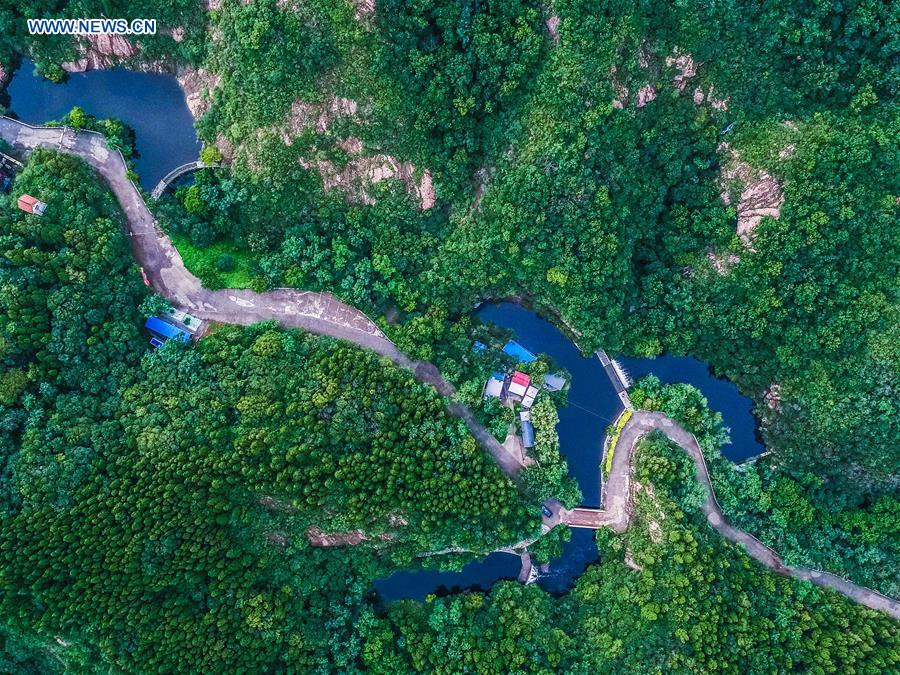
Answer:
[472, 340, 488, 353]
[521, 421, 535, 448]
[503, 340, 537, 363]
[145, 316, 190, 342]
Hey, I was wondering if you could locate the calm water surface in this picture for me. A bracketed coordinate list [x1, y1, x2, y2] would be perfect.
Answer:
[5, 60, 200, 189]
[376, 302, 766, 600]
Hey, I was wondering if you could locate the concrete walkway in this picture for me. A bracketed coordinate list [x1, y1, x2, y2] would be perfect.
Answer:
[3, 117, 896, 619]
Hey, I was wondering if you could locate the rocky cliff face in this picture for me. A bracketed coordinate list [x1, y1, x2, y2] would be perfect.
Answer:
[61, 34, 138, 73]
[176, 66, 221, 119]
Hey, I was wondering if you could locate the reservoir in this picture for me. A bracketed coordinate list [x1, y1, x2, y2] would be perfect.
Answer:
[376, 301, 766, 601]
[3, 60, 200, 190]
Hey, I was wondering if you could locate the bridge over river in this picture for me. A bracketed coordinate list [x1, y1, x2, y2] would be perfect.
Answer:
[1, 116, 897, 620]
[150, 160, 221, 198]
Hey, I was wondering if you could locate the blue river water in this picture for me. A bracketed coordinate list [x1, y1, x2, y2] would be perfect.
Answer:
[376, 301, 765, 601]
[4, 60, 200, 189]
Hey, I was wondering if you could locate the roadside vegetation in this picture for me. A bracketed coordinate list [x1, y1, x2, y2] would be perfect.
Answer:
[631, 376, 899, 598]
[362, 433, 898, 672]
[0, 154, 537, 671]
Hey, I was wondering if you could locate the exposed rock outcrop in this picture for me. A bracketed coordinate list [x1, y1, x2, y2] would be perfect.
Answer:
[62, 34, 138, 73]
[275, 96, 435, 209]
[283, 97, 359, 139]
[635, 84, 657, 108]
[612, 46, 729, 112]
[306, 526, 368, 547]
[214, 134, 235, 162]
[707, 249, 741, 275]
[337, 136, 364, 155]
[765, 384, 782, 411]
[546, 15, 560, 44]
[302, 154, 435, 210]
[666, 51, 696, 91]
[610, 66, 629, 110]
[306, 525, 394, 547]
[166, 26, 186, 43]
[693, 85, 729, 111]
[719, 144, 784, 247]
[353, 0, 377, 20]
[176, 66, 221, 119]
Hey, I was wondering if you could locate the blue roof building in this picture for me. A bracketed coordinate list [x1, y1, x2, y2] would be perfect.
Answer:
[503, 340, 537, 363]
[521, 420, 535, 448]
[145, 316, 191, 343]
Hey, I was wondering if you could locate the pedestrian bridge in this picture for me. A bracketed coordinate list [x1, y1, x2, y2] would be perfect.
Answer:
[150, 161, 221, 199]
[563, 507, 606, 529]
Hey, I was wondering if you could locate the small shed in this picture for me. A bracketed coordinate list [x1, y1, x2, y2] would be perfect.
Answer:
[543, 373, 567, 391]
[145, 316, 191, 343]
[522, 384, 540, 408]
[503, 340, 537, 363]
[521, 420, 535, 448]
[508, 370, 531, 398]
[17, 194, 47, 216]
[483, 373, 505, 399]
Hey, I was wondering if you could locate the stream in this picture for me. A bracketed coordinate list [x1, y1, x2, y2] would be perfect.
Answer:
[0, 65, 766, 605]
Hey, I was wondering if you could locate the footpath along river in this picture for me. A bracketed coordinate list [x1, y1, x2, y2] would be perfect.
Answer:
[375, 302, 766, 600]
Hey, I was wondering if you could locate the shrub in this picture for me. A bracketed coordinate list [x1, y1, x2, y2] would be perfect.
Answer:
[216, 254, 235, 272]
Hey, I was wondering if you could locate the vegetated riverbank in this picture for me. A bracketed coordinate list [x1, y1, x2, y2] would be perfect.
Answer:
[375, 300, 769, 599]
[3, 60, 200, 188]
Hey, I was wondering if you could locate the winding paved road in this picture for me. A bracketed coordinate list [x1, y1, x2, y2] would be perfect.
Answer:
[2, 117, 896, 619]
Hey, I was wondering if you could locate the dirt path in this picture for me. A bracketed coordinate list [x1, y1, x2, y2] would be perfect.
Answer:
[605, 411, 900, 620]
[3, 117, 896, 619]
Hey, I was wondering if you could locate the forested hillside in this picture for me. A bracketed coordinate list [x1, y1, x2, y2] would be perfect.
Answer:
[0, 154, 534, 670]
[363, 435, 898, 672]
[152, 0, 897, 492]
[1, 0, 898, 671]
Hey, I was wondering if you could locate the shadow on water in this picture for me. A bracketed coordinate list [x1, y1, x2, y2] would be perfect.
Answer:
[374, 553, 521, 603]
[375, 301, 767, 601]
[4, 60, 200, 189]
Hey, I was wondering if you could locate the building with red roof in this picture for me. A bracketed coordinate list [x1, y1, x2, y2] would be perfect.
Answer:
[508, 370, 531, 398]
[17, 194, 47, 216]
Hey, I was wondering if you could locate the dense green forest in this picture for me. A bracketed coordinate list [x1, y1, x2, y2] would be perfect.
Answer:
[0, 153, 538, 670]
[1, 0, 898, 671]
[153, 0, 897, 491]
[363, 434, 898, 672]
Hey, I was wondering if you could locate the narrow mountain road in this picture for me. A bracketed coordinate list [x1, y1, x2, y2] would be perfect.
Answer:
[2, 117, 896, 619]
[0, 117, 527, 477]
[604, 411, 900, 620]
